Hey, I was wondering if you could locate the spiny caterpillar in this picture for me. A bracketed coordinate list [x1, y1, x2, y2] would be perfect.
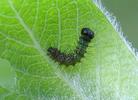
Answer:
[47, 28, 95, 66]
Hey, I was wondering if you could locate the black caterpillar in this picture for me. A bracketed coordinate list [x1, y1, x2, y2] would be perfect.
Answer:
[47, 28, 95, 66]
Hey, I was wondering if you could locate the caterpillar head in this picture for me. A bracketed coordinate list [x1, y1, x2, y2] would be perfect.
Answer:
[81, 28, 94, 41]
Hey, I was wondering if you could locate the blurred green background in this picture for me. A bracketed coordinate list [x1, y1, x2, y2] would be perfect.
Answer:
[102, 0, 138, 49]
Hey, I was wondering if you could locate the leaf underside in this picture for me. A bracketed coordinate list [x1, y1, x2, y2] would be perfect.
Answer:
[0, 0, 138, 100]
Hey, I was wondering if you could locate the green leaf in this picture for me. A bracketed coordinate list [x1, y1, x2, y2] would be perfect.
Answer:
[0, 0, 138, 99]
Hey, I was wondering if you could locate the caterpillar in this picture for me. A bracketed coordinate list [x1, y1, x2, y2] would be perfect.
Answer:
[47, 28, 95, 66]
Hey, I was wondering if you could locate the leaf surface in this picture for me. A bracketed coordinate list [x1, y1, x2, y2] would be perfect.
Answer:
[0, 0, 138, 99]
